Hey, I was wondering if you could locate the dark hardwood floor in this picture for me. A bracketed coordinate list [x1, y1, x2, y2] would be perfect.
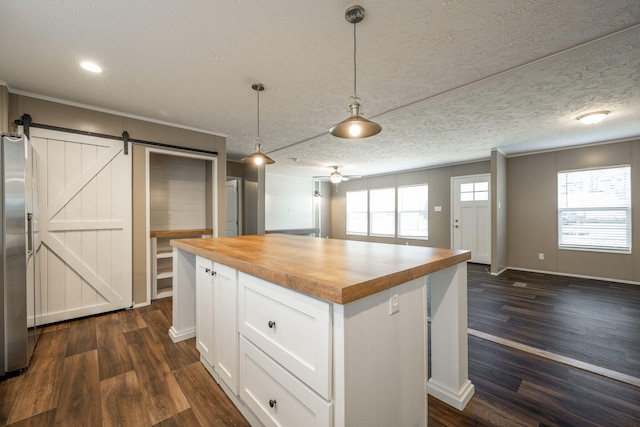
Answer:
[1, 266, 639, 426]
[466, 263, 640, 379]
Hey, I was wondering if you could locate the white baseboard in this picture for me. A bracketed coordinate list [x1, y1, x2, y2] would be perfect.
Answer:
[168, 326, 195, 343]
[427, 378, 474, 411]
[506, 266, 640, 286]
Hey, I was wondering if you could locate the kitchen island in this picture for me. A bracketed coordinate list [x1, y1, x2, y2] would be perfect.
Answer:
[170, 234, 473, 426]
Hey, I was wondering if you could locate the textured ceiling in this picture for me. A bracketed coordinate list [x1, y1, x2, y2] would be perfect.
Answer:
[1, 1, 639, 179]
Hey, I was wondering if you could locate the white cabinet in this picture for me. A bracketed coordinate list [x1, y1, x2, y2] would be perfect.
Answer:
[214, 263, 239, 394]
[238, 272, 332, 427]
[196, 256, 215, 367]
[239, 336, 332, 427]
[190, 257, 428, 427]
[238, 272, 331, 399]
[195, 256, 239, 394]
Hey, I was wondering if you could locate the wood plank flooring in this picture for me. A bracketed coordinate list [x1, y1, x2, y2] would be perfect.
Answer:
[0, 299, 250, 427]
[1, 266, 639, 426]
[466, 264, 640, 378]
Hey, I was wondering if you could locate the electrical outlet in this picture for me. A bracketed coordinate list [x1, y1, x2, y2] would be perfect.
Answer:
[389, 293, 400, 315]
[538, 253, 544, 260]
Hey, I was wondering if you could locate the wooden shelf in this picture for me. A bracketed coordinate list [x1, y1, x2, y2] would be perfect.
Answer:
[150, 229, 213, 238]
[151, 231, 213, 300]
[157, 271, 173, 280]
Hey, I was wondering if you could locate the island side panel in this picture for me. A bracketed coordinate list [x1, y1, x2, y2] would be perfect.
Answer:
[169, 247, 197, 342]
[333, 277, 427, 427]
[428, 262, 474, 410]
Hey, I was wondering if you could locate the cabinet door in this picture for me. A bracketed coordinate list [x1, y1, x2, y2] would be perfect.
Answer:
[214, 263, 239, 394]
[196, 256, 215, 367]
[239, 272, 331, 399]
[239, 337, 332, 427]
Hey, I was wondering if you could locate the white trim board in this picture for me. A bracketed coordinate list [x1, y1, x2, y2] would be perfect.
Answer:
[468, 329, 640, 388]
[504, 267, 640, 287]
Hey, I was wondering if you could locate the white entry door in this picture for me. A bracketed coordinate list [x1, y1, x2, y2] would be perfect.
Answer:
[30, 128, 132, 324]
[226, 179, 239, 236]
[452, 174, 491, 264]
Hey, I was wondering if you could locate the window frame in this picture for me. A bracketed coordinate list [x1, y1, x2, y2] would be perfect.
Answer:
[397, 184, 429, 240]
[557, 165, 631, 254]
[345, 190, 368, 236]
[369, 187, 396, 237]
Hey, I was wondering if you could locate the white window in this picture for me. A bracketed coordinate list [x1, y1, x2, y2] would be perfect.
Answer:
[558, 166, 631, 253]
[370, 188, 395, 236]
[346, 190, 368, 235]
[398, 184, 428, 239]
[460, 181, 488, 201]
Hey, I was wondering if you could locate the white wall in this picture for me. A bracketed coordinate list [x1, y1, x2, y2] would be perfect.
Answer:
[149, 152, 207, 231]
[265, 173, 313, 231]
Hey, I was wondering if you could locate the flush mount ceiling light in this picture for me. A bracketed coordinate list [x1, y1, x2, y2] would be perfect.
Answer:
[242, 83, 275, 165]
[329, 5, 381, 139]
[576, 110, 610, 125]
[80, 61, 102, 73]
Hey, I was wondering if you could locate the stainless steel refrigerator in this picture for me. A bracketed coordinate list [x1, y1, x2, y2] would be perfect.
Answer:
[1, 133, 41, 376]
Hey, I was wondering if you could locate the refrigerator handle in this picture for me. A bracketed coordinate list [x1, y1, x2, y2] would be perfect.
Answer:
[27, 212, 33, 254]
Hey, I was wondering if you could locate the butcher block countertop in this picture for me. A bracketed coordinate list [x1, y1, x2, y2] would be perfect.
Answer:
[150, 229, 213, 238]
[171, 234, 470, 305]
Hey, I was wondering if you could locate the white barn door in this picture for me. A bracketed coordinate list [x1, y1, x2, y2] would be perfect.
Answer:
[31, 128, 132, 324]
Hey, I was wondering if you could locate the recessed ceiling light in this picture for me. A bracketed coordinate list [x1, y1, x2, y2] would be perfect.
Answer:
[576, 110, 610, 125]
[80, 61, 102, 73]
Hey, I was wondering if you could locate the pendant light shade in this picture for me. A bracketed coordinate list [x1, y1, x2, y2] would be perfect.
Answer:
[329, 99, 381, 138]
[242, 83, 275, 165]
[330, 5, 381, 139]
[241, 141, 274, 165]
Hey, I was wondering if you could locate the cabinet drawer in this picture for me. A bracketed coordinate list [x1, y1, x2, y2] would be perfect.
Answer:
[239, 272, 331, 399]
[239, 337, 332, 427]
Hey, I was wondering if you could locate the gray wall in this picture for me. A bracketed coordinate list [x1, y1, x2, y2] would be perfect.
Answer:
[319, 181, 331, 238]
[507, 139, 640, 282]
[227, 159, 266, 236]
[491, 149, 508, 273]
[331, 161, 491, 248]
[331, 139, 640, 284]
[242, 162, 265, 235]
[0, 85, 8, 133]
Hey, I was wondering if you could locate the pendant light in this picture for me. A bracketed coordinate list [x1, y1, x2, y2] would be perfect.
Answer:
[242, 83, 275, 165]
[329, 5, 381, 139]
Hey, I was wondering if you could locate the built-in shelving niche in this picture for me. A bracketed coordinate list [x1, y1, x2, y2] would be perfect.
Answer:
[146, 148, 217, 301]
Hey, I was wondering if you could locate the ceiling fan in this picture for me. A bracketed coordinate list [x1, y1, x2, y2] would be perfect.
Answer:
[314, 166, 361, 184]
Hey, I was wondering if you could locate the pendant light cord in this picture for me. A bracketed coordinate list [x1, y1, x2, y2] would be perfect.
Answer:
[256, 89, 260, 140]
[353, 22, 358, 98]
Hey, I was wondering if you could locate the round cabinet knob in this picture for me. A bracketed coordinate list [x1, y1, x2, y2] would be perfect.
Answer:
[268, 320, 276, 329]
[211, 270, 216, 276]
[204, 268, 210, 273]
[269, 399, 277, 408]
